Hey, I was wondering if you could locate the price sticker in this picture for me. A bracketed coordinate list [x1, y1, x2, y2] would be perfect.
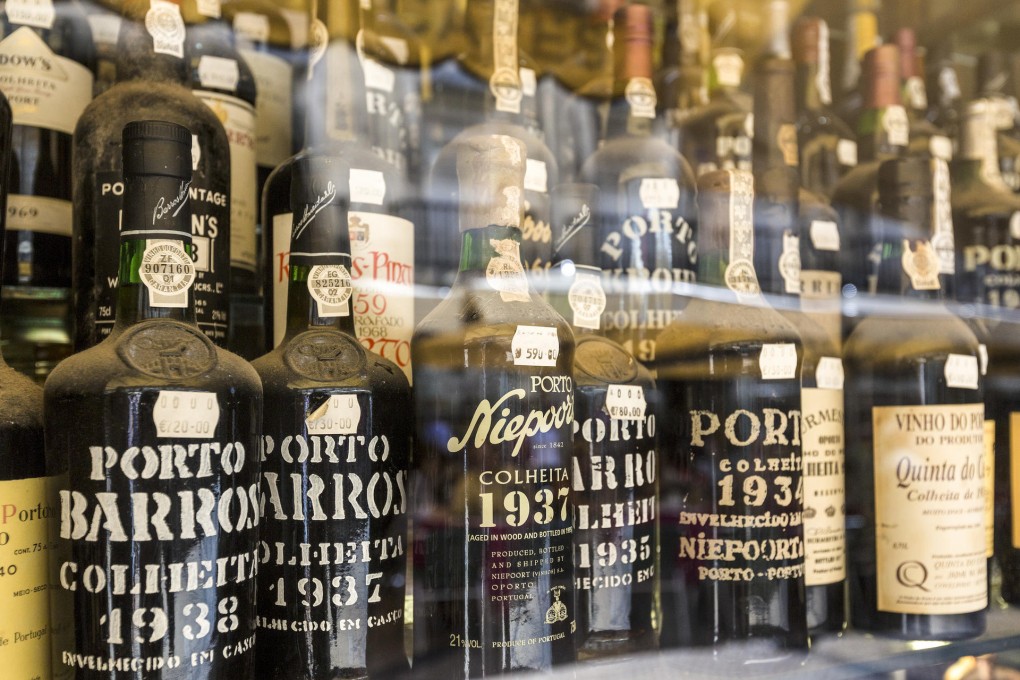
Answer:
[606, 385, 647, 421]
[306, 394, 361, 435]
[945, 353, 979, 390]
[362, 57, 395, 93]
[511, 326, 559, 367]
[154, 391, 220, 439]
[759, 343, 798, 380]
[815, 357, 844, 391]
[524, 159, 548, 193]
[349, 168, 386, 205]
[837, 138, 858, 166]
[6, 0, 55, 28]
[233, 11, 270, 43]
[639, 178, 680, 209]
[198, 55, 240, 92]
[810, 220, 840, 252]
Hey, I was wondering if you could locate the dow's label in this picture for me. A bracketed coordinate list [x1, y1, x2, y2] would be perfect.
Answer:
[0, 476, 56, 678]
[872, 403, 986, 614]
[6, 194, 71, 237]
[512, 326, 559, 367]
[802, 387, 845, 586]
[139, 239, 195, 308]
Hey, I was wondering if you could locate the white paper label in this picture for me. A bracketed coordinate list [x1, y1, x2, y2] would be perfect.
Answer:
[815, 357, 844, 391]
[929, 135, 953, 162]
[624, 77, 657, 119]
[362, 56, 395, 93]
[519, 66, 537, 97]
[883, 105, 909, 147]
[87, 14, 121, 46]
[512, 326, 559, 367]
[139, 240, 195, 308]
[239, 49, 293, 166]
[713, 52, 743, 88]
[198, 55, 240, 91]
[196, 0, 220, 18]
[349, 168, 386, 205]
[906, 76, 927, 111]
[568, 270, 606, 330]
[306, 394, 361, 435]
[979, 344, 989, 377]
[759, 343, 798, 380]
[191, 135, 201, 171]
[307, 264, 353, 317]
[6, 0, 54, 28]
[606, 385, 647, 421]
[486, 238, 530, 303]
[154, 391, 220, 439]
[780, 233, 801, 294]
[810, 220, 840, 252]
[145, 0, 185, 59]
[639, 178, 680, 209]
[272, 212, 292, 347]
[524, 159, 548, 193]
[233, 11, 270, 43]
[944, 353, 979, 390]
[837, 138, 858, 166]
[6, 194, 70, 236]
[379, 36, 409, 64]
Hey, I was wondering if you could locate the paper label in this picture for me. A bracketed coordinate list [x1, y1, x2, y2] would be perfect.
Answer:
[307, 264, 353, 317]
[759, 343, 797, 380]
[489, 0, 521, 114]
[944, 353, 979, 390]
[883, 105, 909, 147]
[198, 55, 240, 91]
[0, 475, 56, 678]
[272, 212, 292, 347]
[810, 220, 840, 252]
[511, 325, 559, 367]
[6, 194, 71, 236]
[778, 123, 799, 166]
[486, 238, 530, 302]
[780, 233, 801, 294]
[362, 56, 395, 93]
[0, 27, 94, 134]
[902, 240, 941, 291]
[802, 387, 846, 586]
[153, 391, 220, 438]
[984, 419, 995, 558]
[5, 0, 54, 28]
[724, 169, 759, 298]
[979, 344, 989, 376]
[625, 77, 657, 119]
[87, 13, 122, 46]
[930, 135, 953, 162]
[817, 19, 832, 105]
[380, 36, 409, 64]
[524, 158, 548, 193]
[905, 76, 928, 111]
[605, 384, 647, 421]
[139, 239, 195, 308]
[196, 0, 220, 17]
[815, 357, 844, 391]
[568, 270, 606, 330]
[305, 394, 361, 435]
[837, 138, 858, 166]
[931, 158, 955, 276]
[349, 168, 386, 205]
[519, 66, 536, 96]
[873, 403, 987, 615]
[233, 11, 270, 43]
[713, 52, 743, 88]
[639, 178, 680, 210]
[145, 0, 185, 59]
[239, 49, 293, 166]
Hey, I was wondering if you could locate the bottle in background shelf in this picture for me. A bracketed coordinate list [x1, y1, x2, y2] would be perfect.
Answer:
[925, 38, 962, 145]
[412, 134, 575, 676]
[655, 168, 807, 663]
[549, 183, 658, 660]
[82, 0, 123, 95]
[579, 3, 696, 368]
[844, 156, 986, 640]
[894, 28, 952, 163]
[72, 0, 232, 350]
[836, 0, 879, 129]
[976, 50, 1020, 194]
[665, 0, 711, 161]
[46, 119, 262, 679]
[252, 155, 411, 679]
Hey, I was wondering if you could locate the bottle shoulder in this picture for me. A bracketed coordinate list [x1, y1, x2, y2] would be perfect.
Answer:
[831, 161, 880, 206]
[797, 107, 855, 139]
[580, 136, 695, 187]
[845, 309, 980, 368]
[573, 335, 654, 388]
[0, 361, 43, 430]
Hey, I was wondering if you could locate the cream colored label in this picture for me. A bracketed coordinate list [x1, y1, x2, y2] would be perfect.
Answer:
[837, 138, 858, 166]
[154, 391, 220, 438]
[567, 270, 605, 330]
[1012, 413, 1020, 549]
[810, 220, 840, 252]
[524, 159, 548, 193]
[625, 77, 656, 119]
[759, 343, 797, 380]
[233, 11, 269, 43]
[815, 357, 844, 391]
[87, 14, 121, 46]
[145, 0, 185, 59]
[905, 76, 927, 111]
[816, 20, 832, 105]
[984, 419, 995, 558]
[803, 387, 846, 586]
[944, 354, 979, 390]
[0, 475, 55, 679]
[361, 55, 395, 93]
[639, 178, 680, 210]
[873, 403, 987, 615]
[271, 212, 292, 348]
[489, 0, 521, 114]
[512, 325, 559, 367]
[6, 194, 70, 237]
[306, 394, 361, 435]
[486, 238, 529, 302]
[196, 0, 220, 18]
[930, 135, 953, 162]
[779, 233, 801, 294]
[139, 240, 195, 308]
[902, 240, 941, 291]
[5, 0, 54, 28]
[307, 264, 353, 317]
[239, 49, 293, 167]
[931, 159, 955, 275]
[724, 169, 759, 299]
[713, 52, 742, 88]
[606, 385, 646, 421]
[0, 27, 93, 134]
[349, 168, 386, 206]
[883, 105, 909, 147]
[197, 55, 239, 91]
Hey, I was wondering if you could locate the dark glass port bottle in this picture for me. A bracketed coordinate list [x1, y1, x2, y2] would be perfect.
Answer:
[656, 168, 808, 663]
[549, 183, 658, 659]
[46, 120, 262, 678]
[72, 0, 232, 349]
[579, 3, 697, 367]
[894, 28, 952, 163]
[252, 155, 410, 678]
[412, 134, 575, 677]
[844, 157, 986, 640]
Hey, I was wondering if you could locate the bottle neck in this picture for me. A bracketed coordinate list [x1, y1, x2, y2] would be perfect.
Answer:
[114, 238, 197, 330]
[875, 190, 944, 301]
[841, 6, 877, 94]
[753, 60, 799, 173]
[961, 105, 1008, 190]
[283, 255, 358, 339]
[458, 224, 523, 275]
[858, 105, 908, 162]
[796, 61, 832, 112]
[762, 0, 791, 60]
[698, 170, 759, 294]
[116, 1, 190, 84]
[305, 26, 369, 148]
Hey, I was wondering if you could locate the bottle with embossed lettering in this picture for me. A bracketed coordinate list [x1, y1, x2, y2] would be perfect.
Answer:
[579, 3, 697, 368]
[72, 0, 232, 350]
[252, 155, 410, 679]
[844, 156, 986, 640]
[412, 134, 574, 676]
[655, 168, 807, 663]
[46, 120, 262, 679]
[548, 183, 658, 659]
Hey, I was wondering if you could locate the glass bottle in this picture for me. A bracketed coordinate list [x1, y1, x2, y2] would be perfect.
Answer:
[925, 39, 962, 145]
[844, 156, 986, 640]
[835, 0, 879, 129]
[252, 155, 411, 678]
[976, 50, 1020, 194]
[82, 0, 124, 95]
[894, 28, 952, 163]
[411, 134, 575, 676]
[46, 119, 262, 679]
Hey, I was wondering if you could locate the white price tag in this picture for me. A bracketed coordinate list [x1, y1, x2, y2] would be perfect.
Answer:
[945, 354, 979, 390]
[759, 343, 798, 380]
[379, 36, 409, 64]
[362, 57, 395, 93]
[524, 159, 548, 193]
[810, 220, 840, 252]
[511, 326, 559, 367]
[233, 11, 270, 43]
[154, 391, 219, 439]
[306, 394, 361, 434]
[639, 178, 680, 210]
[349, 168, 386, 205]
[837, 138, 858, 166]
[606, 385, 647, 421]
[198, 55, 240, 91]
[5, 0, 55, 28]
[815, 357, 844, 391]
[87, 14, 121, 45]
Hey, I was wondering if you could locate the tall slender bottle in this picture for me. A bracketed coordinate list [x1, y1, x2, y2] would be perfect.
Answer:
[412, 134, 575, 676]
[549, 183, 658, 659]
[925, 39, 962, 144]
[665, 0, 710, 158]
[46, 120, 262, 678]
[83, 0, 123, 95]
[0, 91, 53, 679]
[844, 156, 986, 640]
[656, 168, 807, 662]
[579, 3, 697, 367]
[72, 0, 232, 349]
[895, 28, 952, 163]
[252, 155, 411, 678]
[836, 0, 879, 128]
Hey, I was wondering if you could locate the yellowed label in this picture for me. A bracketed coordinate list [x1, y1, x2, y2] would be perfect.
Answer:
[1011, 412, 1020, 549]
[984, 420, 995, 557]
[802, 387, 845, 586]
[0, 476, 56, 679]
[873, 404, 986, 615]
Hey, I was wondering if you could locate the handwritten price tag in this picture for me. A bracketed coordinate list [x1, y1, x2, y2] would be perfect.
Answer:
[306, 394, 361, 435]
[759, 343, 798, 380]
[153, 391, 219, 439]
[511, 326, 559, 367]
[606, 385, 647, 421]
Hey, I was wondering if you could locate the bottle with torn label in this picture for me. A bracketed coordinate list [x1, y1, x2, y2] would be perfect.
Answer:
[654, 168, 807, 663]
[0, 0, 94, 380]
[260, 0, 414, 378]
[844, 156, 986, 640]
[548, 183, 658, 659]
[72, 0, 232, 350]
[579, 3, 697, 368]
[46, 120, 262, 680]
[412, 134, 574, 676]
[251, 155, 410, 679]
[895, 28, 952, 164]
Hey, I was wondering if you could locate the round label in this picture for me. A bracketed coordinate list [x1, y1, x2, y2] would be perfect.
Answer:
[575, 336, 639, 385]
[145, 1, 185, 56]
[625, 77, 657, 118]
[307, 264, 353, 316]
[140, 240, 196, 305]
[117, 319, 217, 380]
[489, 67, 522, 107]
[568, 276, 606, 330]
[901, 240, 941, 291]
[724, 260, 760, 296]
[284, 329, 366, 382]
[486, 239, 530, 302]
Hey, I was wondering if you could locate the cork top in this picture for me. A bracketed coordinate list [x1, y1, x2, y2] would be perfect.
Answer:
[895, 28, 918, 79]
[456, 134, 526, 232]
[792, 17, 823, 64]
[614, 4, 653, 81]
[863, 45, 902, 109]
